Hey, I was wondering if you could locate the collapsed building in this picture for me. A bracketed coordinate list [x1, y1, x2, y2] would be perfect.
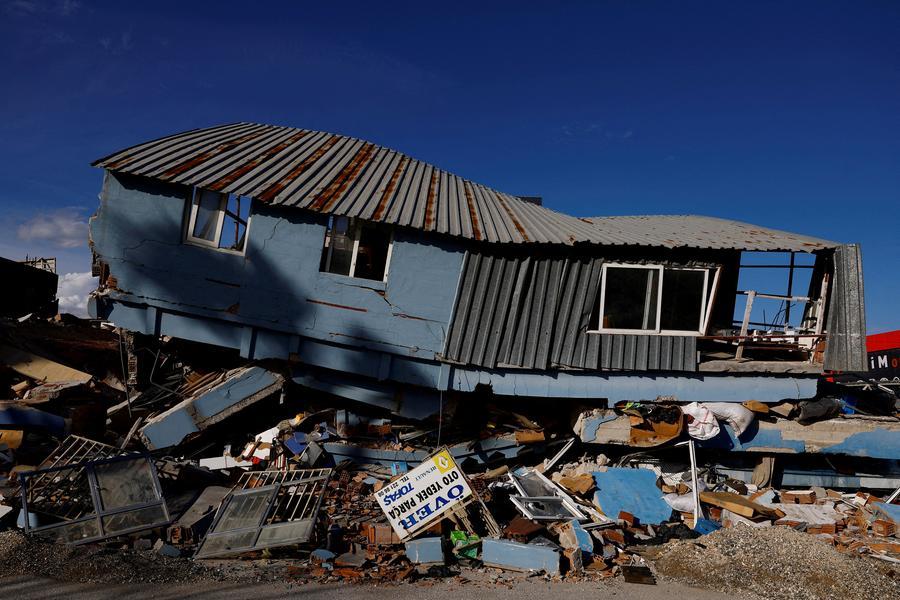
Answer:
[2, 121, 895, 582]
[87, 123, 892, 468]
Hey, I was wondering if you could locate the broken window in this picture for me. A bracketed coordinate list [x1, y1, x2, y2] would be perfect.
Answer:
[508, 468, 587, 521]
[593, 264, 714, 334]
[195, 468, 332, 559]
[19, 454, 170, 545]
[320, 216, 392, 282]
[185, 188, 252, 252]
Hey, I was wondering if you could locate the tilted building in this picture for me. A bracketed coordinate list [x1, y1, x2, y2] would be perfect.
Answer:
[88, 122, 892, 469]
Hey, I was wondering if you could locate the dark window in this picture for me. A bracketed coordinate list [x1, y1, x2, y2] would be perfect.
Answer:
[600, 266, 660, 330]
[660, 269, 706, 331]
[593, 264, 710, 334]
[320, 216, 392, 282]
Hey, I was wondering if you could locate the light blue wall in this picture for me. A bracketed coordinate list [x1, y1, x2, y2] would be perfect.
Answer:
[90, 173, 466, 365]
[89, 172, 823, 406]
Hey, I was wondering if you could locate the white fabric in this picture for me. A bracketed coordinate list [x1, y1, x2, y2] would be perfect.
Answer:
[663, 493, 696, 513]
[703, 402, 756, 436]
[682, 402, 720, 440]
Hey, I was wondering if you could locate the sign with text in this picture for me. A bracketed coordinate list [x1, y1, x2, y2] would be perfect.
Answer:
[373, 448, 472, 540]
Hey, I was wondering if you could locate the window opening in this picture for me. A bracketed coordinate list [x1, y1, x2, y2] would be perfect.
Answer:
[592, 264, 711, 335]
[185, 188, 251, 252]
[321, 216, 392, 282]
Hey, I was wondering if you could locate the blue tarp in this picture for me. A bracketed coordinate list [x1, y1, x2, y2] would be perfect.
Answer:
[592, 467, 671, 525]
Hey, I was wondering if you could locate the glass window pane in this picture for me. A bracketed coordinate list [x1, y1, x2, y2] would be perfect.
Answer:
[214, 489, 272, 532]
[323, 216, 353, 276]
[38, 518, 100, 544]
[257, 520, 314, 546]
[102, 505, 167, 535]
[601, 267, 659, 330]
[94, 458, 158, 511]
[197, 531, 259, 558]
[354, 225, 391, 281]
[191, 190, 223, 241]
[660, 269, 706, 332]
[218, 194, 250, 251]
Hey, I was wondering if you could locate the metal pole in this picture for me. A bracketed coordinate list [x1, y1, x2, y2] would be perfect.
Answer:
[688, 439, 701, 528]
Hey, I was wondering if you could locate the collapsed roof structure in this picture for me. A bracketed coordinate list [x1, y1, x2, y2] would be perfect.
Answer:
[0, 122, 894, 586]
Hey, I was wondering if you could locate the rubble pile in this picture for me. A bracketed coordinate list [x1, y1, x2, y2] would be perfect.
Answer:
[651, 526, 900, 600]
[0, 313, 897, 592]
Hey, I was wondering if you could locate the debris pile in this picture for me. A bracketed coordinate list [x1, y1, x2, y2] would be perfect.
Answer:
[0, 313, 897, 592]
[651, 526, 900, 600]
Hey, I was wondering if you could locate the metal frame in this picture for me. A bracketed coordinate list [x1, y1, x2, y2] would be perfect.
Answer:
[592, 263, 712, 335]
[22, 436, 124, 511]
[509, 495, 584, 521]
[19, 453, 170, 545]
[195, 468, 332, 559]
[508, 469, 587, 521]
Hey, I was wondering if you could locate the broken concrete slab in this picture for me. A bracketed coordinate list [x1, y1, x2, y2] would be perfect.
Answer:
[140, 366, 284, 450]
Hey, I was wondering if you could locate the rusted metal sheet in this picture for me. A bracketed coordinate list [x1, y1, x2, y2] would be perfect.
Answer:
[94, 122, 839, 250]
[581, 215, 836, 252]
[824, 244, 867, 371]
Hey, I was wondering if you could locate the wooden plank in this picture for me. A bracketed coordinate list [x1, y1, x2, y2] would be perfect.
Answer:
[0, 345, 91, 384]
[699, 491, 784, 519]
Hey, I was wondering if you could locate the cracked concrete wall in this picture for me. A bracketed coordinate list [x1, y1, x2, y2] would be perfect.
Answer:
[90, 172, 466, 364]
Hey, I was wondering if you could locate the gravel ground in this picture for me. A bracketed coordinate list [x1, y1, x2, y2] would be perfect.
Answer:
[1, 574, 739, 600]
[0, 532, 257, 585]
[650, 526, 900, 600]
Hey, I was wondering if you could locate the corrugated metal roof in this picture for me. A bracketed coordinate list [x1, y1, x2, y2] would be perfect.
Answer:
[581, 215, 837, 252]
[93, 122, 598, 245]
[93, 122, 839, 251]
[443, 251, 697, 372]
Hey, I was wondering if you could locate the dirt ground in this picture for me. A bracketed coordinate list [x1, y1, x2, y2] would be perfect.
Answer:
[3, 526, 898, 600]
[1, 574, 741, 600]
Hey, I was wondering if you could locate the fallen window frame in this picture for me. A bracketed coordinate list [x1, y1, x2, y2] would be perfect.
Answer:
[591, 263, 717, 335]
[320, 216, 394, 283]
[508, 468, 588, 521]
[19, 453, 170, 545]
[195, 468, 332, 559]
[509, 495, 585, 521]
[184, 187, 252, 254]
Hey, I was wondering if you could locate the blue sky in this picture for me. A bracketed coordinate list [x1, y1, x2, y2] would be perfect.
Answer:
[1, 1, 897, 330]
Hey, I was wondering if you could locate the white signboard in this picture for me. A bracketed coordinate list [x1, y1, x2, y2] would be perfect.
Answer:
[374, 448, 473, 540]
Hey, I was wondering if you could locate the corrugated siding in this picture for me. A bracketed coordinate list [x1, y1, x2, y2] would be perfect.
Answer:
[443, 252, 697, 372]
[824, 244, 867, 372]
[94, 122, 838, 251]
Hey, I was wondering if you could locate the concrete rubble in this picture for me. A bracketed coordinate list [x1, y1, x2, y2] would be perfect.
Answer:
[0, 312, 897, 595]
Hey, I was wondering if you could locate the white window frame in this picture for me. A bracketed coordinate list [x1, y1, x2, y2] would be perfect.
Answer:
[184, 188, 251, 255]
[591, 263, 714, 336]
[322, 217, 393, 283]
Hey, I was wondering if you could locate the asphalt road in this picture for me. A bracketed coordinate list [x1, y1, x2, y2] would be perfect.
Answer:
[2, 575, 748, 600]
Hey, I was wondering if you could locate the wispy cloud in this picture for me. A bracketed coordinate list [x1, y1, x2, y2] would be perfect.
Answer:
[4, 0, 81, 17]
[99, 30, 134, 54]
[556, 122, 634, 142]
[17, 207, 89, 249]
[58, 0, 80, 16]
[57, 271, 95, 316]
